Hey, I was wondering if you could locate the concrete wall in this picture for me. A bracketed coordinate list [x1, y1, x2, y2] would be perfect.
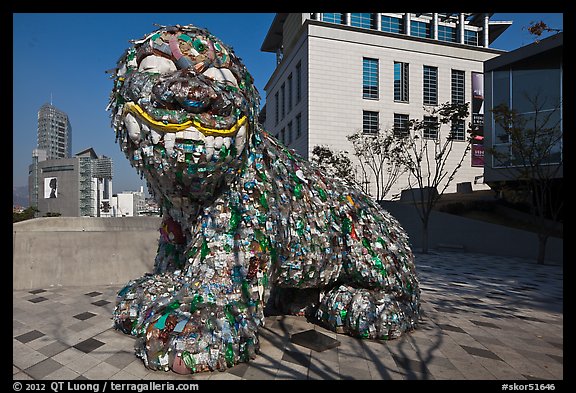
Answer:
[381, 201, 563, 264]
[13, 217, 162, 290]
[13, 209, 562, 291]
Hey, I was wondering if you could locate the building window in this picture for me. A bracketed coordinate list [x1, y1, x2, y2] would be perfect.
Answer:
[394, 61, 409, 102]
[381, 15, 404, 33]
[275, 92, 279, 125]
[423, 116, 439, 139]
[363, 111, 379, 135]
[464, 29, 478, 46]
[287, 73, 293, 113]
[287, 121, 293, 144]
[451, 70, 465, 104]
[296, 113, 302, 139]
[351, 13, 375, 29]
[423, 65, 438, 106]
[296, 61, 302, 103]
[438, 25, 457, 43]
[394, 113, 410, 138]
[322, 13, 344, 24]
[280, 128, 285, 144]
[281, 82, 285, 120]
[411, 20, 431, 38]
[363, 58, 379, 99]
[296, 113, 302, 138]
[450, 119, 466, 141]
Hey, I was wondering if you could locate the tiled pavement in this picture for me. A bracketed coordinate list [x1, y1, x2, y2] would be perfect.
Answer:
[13, 251, 563, 380]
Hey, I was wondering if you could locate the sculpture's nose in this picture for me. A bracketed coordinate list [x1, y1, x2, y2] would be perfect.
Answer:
[152, 71, 218, 114]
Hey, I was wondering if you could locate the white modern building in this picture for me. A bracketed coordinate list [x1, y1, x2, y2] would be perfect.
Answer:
[112, 187, 146, 217]
[260, 13, 511, 199]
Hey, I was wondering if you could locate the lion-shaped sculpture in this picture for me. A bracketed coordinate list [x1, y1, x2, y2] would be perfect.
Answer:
[108, 24, 420, 374]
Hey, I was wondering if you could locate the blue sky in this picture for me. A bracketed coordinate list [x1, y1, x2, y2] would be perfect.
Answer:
[13, 13, 563, 195]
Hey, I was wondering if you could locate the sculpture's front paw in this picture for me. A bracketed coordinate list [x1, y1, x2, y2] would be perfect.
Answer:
[114, 275, 261, 374]
[139, 296, 260, 373]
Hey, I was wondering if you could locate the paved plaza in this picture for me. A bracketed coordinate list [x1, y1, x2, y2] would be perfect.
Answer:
[13, 251, 563, 381]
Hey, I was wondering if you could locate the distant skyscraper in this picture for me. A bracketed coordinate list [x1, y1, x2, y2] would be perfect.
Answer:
[37, 103, 72, 160]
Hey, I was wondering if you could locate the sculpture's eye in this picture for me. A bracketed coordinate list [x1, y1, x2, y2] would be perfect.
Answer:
[138, 55, 177, 75]
[202, 67, 238, 88]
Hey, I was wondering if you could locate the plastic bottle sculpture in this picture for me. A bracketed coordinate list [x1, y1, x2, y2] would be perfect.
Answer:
[108, 24, 421, 374]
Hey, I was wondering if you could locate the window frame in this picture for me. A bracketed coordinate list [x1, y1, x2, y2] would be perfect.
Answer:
[287, 73, 293, 113]
[423, 116, 439, 140]
[451, 69, 465, 104]
[394, 113, 410, 138]
[280, 82, 286, 120]
[450, 119, 466, 141]
[423, 65, 438, 106]
[363, 57, 379, 100]
[394, 61, 409, 103]
[381, 15, 404, 34]
[363, 110, 379, 135]
[350, 13, 375, 29]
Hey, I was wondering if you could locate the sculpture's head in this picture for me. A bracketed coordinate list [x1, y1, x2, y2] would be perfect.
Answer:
[108, 24, 260, 200]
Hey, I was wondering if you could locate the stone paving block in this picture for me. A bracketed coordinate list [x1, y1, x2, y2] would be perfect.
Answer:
[121, 359, 152, 379]
[257, 345, 284, 363]
[104, 350, 137, 370]
[243, 364, 278, 380]
[209, 372, 243, 380]
[476, 356, 528, 380]
[67, 353, 102, 374]
[69, 321, 93, 333]
[226, 362, 249, 378]
[44, 366, 81, 380]
[339, 364, 373, 380]
[281, 348, 311, 368]
[310, 346, 339, 363]
[13, 372, 34, 380]
[290, 329, 340, 352]
[275, 361, 308, 379]
[449, 358, 497, 380]
[400, 370, 436, 380]
[25, 358, 64, 380]
[52, 347, 86, 367]
[25, 336, 58, 351]
[307, 359, 339, 379]
[425, 364, 466, 380]
[366, 360, 404, 380]
[15, 330, 45, 344]
[110, 370, 141, 380]
[13, 348, 48, 370]
[338, 351, 369, 370]
[82, 362, 120, 380]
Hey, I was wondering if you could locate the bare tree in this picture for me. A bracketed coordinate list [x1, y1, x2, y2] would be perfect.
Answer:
[395, 102, 473, 253]
[525, 20, 562, 43]
[490, 95, 562, 264]
[310, 145, 357, 186]
[346, 129, 407, 201]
